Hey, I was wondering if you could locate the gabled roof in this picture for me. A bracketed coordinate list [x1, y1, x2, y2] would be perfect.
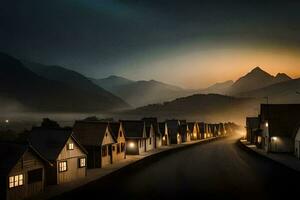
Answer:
[73, 121, 116, 146]
[187, 122, 195, 132]
[159, 122, 166, 135]
[166, 120, 180, 136]
[120, 120, 145, 138]
[260, 104, 300, 137]
[29, 127, 87, 162]
[109, 122, 121, 139]
[179, 124, 188, 135]
[0, 142, 50, 176]
[142, 117, 161, 136]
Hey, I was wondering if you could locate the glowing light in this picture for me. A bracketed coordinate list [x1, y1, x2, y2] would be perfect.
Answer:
[162, 136, 166, 141]
[193, 133, 197, 137]
[272, 137, 277, 141]
[265, 122, 269, 128]
[5, 119, 9, 123]
[128, 142, 135, 148]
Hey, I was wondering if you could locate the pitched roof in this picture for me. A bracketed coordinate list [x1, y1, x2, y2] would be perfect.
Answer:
[29, 127, 86, 162]
[0, 142, 50, 176]
[120, 120, 145, 138]
[109, 122, 121, 139]
[73, 121, 115, 146]
[166, 120, 180, 136]
[179, 124, 188, 135]
[159, 122, 166, 135]
[142, 118, 161, 136]
[260, 104, 300, 137]
[187, 122, 195, 132]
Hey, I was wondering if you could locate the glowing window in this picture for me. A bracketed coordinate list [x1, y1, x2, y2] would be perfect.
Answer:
[59, 161, 67, 172]
[79, 158, 86, 168]
[9, 174, 23, 188]
[67, 143, 74, 150]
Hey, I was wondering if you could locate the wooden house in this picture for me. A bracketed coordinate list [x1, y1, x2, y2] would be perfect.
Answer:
[109, 122, 126, 162]
[73, 121, 117, 168]
[29, 127, 87, 185]
[159, 122, 170, 146]
[121, 120, 147, 155]
[0, 142, 49, 200]
[165, 120, 182, 144]
[143, 118, 162, 149]
[187, 122, 199, 140]
[180, 124, 191, 143]
[260, 104, 300, 153]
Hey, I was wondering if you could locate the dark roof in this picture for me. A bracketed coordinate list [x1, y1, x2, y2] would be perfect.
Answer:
[121, 120, 145, 138]
[109, 122, 121, 139]
[159, 122, 166, 135]
[0, 142, 50, 176]
[166, 120, 180, 136]
[142, 118, 161, 136]
[29, 127, 86, 162]
[260, 104, 300, 137]
[179, 124, 187, 135]
[187, 122, 195, 132]
[73, 121, 116, 146]
[198, 122, 205, 133]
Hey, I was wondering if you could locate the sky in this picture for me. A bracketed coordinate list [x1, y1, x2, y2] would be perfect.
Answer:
[1, 0, 300, 89]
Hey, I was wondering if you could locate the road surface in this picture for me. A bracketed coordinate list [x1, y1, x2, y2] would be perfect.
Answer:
[52, 135, 300, 200]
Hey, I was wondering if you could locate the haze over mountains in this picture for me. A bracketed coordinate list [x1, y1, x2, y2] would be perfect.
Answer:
[91, 76, 194, 107]
[0, 53, 129, 113]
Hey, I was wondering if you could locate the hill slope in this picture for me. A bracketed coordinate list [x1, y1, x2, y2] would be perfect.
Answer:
[0, 53, 129, 112]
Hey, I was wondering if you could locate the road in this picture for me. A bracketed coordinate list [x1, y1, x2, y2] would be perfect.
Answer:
[52, 135, 300, 200]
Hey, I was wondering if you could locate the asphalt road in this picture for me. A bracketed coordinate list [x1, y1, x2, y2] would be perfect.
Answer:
[52, 135, 300, 200]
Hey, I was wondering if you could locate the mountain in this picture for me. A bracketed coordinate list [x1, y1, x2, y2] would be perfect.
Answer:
[90, 75, 134, 92]
[124, 94, 259, 123]
[0, 53, 129, 112]
[238, 78, 300, 103]
[199, 80, 234, 94]
[228, 67, 292, 95]
[92, 76, 194, 107]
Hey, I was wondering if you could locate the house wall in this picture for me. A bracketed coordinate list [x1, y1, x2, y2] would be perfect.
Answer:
[101, 145, 112, 167]
[56, 137, 86, 184]
[7, 150, 45, 200]
[101, 129, 116, 167]
[146, 128, 155, 151]
[156, 135, 162, 148]
[269, 137, 294, 153]
[112, 129, 126, 163]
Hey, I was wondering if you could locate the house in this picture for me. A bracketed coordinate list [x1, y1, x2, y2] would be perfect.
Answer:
[198, 122, 206, 139]
[260, 104, 300, 153]
[159, 122, 170, 146]
[188, 122, 200, 140]
[246, 117, 259, 144]
[73, 121, 117, 168]
[142, 118, 162, 149]
[0, 142, 49, 200]
[180, 124, 191, 143]
[121, 120, 147, 155]
[295, 127, 300, 159]
[109, 122, 126, 162]
[165, 120, 182, 144]
[29, 127, 87, 185]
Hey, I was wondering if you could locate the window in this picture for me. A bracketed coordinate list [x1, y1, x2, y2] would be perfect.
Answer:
[28, 168, 43, 184]
[149, 138, 152, 145]
[59, 161, 67, 172]
[121, 143, 125, 152]
[78, 158, 86, 168]
[9, 174, 23, 188]
[117, 144, 121, 153]
[102, 146, 107, 157]
[67, 143, 74, 150]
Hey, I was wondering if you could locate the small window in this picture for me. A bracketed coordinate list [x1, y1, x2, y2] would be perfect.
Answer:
[67, 143, 74, 150]
[59, 161, 67, 172]
[105, 133, 108, 137]
[121, 143, 125, 152]
[79, 158, 86, 168]
[9, 174, 23, 188]
[28, 168, 43, 184]
[102, 146, 107, 157]
[117, 144, 121, 153]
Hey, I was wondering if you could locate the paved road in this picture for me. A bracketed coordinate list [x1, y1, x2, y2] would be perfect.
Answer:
[53, 135, 300, 200]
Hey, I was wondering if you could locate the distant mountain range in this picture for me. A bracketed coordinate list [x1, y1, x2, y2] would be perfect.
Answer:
[91, 75, 194, 107]
[198, 80, 234, 95]
[0, 53, 129, 112]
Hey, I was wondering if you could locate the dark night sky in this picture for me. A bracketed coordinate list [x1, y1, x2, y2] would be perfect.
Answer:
[1, 0, 300, 88]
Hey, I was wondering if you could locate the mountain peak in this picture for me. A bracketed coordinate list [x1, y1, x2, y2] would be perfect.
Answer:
[275, 73, 291, 79]
[251, 66, 263, 72]
[250, 66, 270, 75]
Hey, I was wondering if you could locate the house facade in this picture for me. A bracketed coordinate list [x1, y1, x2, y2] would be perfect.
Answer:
[29, 128, 87, 185]
[143, 118, 162, 149]
[188, 122, 200, 140]
[180, 124, 191, 143]
[121, 120, 147, 155]
[109, 122, 126, 163]
[159, 122, 170, 146]
[260, 104, 300, 153]
[73, 121, 117, 168]
[166, 120, 182, 144]
[0, 143, 48, 200]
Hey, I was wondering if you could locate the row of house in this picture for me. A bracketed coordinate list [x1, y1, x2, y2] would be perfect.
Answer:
[0, 118, 232, 200]
[246, 104, 300, 159]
